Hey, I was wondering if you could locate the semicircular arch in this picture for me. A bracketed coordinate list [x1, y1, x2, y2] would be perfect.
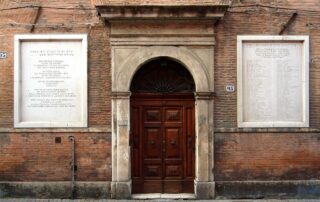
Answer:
[114, 46, 211, 92]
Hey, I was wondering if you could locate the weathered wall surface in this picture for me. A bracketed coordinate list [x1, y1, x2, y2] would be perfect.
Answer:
[0, 133, 111, 181]
[215, 133, 320, 181]
[214, 0, 320, 198]
[0, 0, 320, 199]
[0, 0, 112, 189]
[214, 0, 320, 181]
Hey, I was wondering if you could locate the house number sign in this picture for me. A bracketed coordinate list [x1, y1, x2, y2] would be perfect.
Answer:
[0, 51, 7, 59]
[226, 84, 235, 92]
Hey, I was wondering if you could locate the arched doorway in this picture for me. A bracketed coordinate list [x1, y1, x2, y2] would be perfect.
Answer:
[130, 57, 196, 193]
[111, 46, 215, 199]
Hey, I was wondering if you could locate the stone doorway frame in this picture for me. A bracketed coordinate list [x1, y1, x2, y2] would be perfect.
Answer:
[96, 4, 230, 199]
[111, 46, 214, 199]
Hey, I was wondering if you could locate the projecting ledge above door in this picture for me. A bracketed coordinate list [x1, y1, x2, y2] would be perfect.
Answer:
[96, 4, 230, 21]
[96, 4, 230, 44]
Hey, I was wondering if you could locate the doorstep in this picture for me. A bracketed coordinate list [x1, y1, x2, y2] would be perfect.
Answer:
[131, 193, 196, 199]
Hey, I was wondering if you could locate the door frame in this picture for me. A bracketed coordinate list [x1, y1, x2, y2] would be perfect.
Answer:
[111, 46, 215, 199]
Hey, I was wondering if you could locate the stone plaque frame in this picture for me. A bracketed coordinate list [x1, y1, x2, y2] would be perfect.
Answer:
[14, 34, 88, 128]
[237, 35, 309, 128]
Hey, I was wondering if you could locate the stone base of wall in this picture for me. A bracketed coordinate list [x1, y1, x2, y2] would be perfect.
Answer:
[0, 182, 110, 199]
[216, 180, 320, 199]
[110, 181, 131, 199]
[1, 180, 320, 199]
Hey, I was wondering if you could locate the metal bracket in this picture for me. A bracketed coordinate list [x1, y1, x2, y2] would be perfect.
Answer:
[279, 12, 298, 35]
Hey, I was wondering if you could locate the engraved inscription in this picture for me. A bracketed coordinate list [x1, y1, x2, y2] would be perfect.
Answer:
[243, 42, 303, 123]
[20, 41, 84, 123]
[255, 47, 289, 58]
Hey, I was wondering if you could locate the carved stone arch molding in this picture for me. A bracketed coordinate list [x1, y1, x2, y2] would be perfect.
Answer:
[96, 3, 229, 199]
[115, 46, 210, 92]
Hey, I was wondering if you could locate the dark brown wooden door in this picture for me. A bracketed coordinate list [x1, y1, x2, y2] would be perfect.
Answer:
[131, 93, 195, 193]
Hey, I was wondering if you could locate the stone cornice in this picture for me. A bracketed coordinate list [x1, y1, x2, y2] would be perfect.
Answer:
[96, 5, 229, 21]
[195, 92, 216, 100]
[111, 91, 131, 99]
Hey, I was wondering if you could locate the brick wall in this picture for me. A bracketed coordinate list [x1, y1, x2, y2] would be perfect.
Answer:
[0, 0, 319, 187]
[215, 133, 320, 181]
[0, 133, 111, 181]
[0, 0, 112, 182]
[214, 1, 320, 181]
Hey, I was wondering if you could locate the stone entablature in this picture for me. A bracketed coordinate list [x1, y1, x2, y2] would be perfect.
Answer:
[96, 5, 229, 20]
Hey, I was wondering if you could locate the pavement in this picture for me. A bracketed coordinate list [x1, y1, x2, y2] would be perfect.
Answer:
[1, 199, 320, 202]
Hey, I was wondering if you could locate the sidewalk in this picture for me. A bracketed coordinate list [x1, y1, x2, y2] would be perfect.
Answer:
[1, 199, 320, 202]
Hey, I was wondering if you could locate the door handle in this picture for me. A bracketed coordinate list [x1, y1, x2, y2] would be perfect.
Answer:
[170, 139, 176, 145]
[163, 140, 166, 152]
[188, 136, 194, 149]
[188, 136, 191, 146]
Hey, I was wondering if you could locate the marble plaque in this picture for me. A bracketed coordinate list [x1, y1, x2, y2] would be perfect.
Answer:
[237, 36, 309, 127]
[14, 35, 87, 127]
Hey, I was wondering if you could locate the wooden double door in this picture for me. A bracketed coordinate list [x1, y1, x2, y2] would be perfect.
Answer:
[131, 93, 195, 193]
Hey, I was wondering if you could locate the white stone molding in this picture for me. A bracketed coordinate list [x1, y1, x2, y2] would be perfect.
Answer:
[96, 5, 229, 21]
[237, 35, 309, 128]
[101, 4, 225, 199]
[14, 34, 88, 128]
[114, 46, 211, 92]
[111, 92, 132, 199]
[111, 45, 215, 199]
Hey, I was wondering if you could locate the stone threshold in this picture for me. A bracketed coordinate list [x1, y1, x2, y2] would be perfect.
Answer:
[132, 193, 196, 199]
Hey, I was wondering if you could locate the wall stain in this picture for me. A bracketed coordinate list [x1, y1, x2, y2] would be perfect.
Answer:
[0, 133, 10, 147]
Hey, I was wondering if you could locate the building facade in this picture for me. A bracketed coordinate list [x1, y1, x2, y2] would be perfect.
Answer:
[0, 0, 320, 199]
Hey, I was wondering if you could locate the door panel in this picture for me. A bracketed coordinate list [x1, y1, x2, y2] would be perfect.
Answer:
[131, 106, 141, 178]
[165, 109, 181, 122]
[131, 94, 195, 193]
[144, 128, 162, 159]
[144, 165, 162, 178]
[185, 107, 195, 178]
[143, 180, 162, 193]
[165, 165, 182, 177]
[164, 128, 181, 158]
[145, 108, 161, 122]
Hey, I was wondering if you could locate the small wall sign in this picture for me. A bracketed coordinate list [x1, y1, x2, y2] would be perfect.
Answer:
[0, 51, 7, 59]
[226, 84, 235, 92]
